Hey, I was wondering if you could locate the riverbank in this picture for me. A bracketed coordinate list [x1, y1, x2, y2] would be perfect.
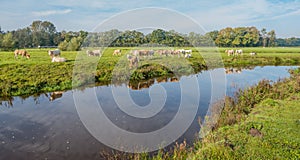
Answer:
[1, 47, 300, 97]
[147, 68, 300, 159]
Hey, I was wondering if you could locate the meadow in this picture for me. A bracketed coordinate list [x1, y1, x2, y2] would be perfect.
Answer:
[1, 47, 300, 97]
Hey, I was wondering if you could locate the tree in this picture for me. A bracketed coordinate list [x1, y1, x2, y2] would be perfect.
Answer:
[30, 20, 57, 47]
[58, 40, 68, 51]
[13, 27, 32, 48]
[215, 27, 235, 47]
[268, 30, 276, 47]
[260, 28, 268, 47]
[67, 37, 83, 51]
[2, 32, 15, 50]
[148, 29, 166, 44]
[0, 29, 3, 49]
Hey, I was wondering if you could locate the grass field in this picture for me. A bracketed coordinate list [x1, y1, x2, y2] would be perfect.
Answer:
[0, 47, 300, 97]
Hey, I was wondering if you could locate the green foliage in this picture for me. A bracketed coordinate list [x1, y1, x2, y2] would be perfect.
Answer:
[215, 27, 260, 47]
[1, 32, 15, 51]
[3, 20, 298, 49]
[67, 37, 83, 51]
[58, 40, 68, 51]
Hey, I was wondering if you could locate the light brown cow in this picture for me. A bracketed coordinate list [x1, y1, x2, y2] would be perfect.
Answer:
[225, 49, 234, 56]
[113, 49, 122, 56]
[14, 49, 30, 59]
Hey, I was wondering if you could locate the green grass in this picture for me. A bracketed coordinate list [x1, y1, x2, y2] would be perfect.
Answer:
[146, 67, 300, 160]
[1, 47, 300, 97]
[189, 97, 300, 159]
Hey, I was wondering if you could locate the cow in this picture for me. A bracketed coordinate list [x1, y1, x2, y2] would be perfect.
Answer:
[225, 49, 234, 56]
[184, 49, 192, 54]
[250, 52, 257, 56]
[14, 49, 30, 59]
[131, 50, 140, 56]
[148, 50, 155, 56]
[113, 49, 122, 56]
[51, 56, 67, 62]
[48, 49, 61, 58]
[170, 50, 181, 57]
[138, 50, 148, 56]
[235, 49, 243, 56]
[185, 53, 192, 58]
[86, 50, 101, 56]
[157, 50, 169, 56]
[175, 49, 187, 57]
[127, 54, 139, 68]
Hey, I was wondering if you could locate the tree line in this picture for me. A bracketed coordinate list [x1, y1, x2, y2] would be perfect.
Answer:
[0, 20, 299, 51]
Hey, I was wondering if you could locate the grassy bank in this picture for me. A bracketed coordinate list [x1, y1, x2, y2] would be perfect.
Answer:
[1, 47, 300, 97]
[144, 67, 300, 160]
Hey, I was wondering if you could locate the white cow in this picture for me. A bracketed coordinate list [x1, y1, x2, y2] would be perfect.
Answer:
[185, 53, 192, 58]
[52, 57, 67, 62]
[235, 49, 243, 56]
[86, 50, 101, 56]
[48, 49, 61, 58]
[184, 49, 192, 54]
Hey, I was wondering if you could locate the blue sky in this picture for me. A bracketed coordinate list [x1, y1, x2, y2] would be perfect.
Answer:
[1, 0, 300, 37]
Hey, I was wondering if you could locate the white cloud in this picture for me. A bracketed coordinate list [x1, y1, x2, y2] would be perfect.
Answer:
[1, 0, 300, 37]
[186, 0, 300, 30]
[32, 9, 72, 17]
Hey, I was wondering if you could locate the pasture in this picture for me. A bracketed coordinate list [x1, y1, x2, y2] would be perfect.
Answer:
[0, 47, 300, 97]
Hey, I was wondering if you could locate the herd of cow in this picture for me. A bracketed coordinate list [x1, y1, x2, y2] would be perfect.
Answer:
[14, 48, 257, 66]
[13, 48, 193, 67]
[127, 49, 193, 68]
[225, 49, 257, 56]
[14, 49, 66, 62]
[85, 49, 193, 68]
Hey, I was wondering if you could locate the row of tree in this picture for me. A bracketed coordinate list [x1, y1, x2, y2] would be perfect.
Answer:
[0, 20, 299, 51]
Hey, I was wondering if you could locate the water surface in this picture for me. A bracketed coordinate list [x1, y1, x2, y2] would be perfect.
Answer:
[0, 66, 297, 159]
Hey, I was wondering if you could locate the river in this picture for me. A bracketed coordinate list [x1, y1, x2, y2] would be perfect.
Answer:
[0, 66, 297, 159]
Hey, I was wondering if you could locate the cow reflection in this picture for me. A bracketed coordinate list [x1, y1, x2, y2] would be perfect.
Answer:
[225, 68, 242, 74]
[128, 76, 180, 90]
[46, 91, 64, 101]
[170, 77, 179, 82]
[128, 79, 155, 90]
[156, 77, 168, 83]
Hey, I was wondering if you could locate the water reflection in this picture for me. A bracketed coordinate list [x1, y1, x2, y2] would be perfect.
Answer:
[0, 66, 297, 159]
[0, 91, 66, 108]
[0, 97, 14, 108]
[225, 66, 255, 74]
[127, 77, 179, 90]
[48, 91, 64, 101]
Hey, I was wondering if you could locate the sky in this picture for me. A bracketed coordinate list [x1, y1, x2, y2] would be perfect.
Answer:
[1, 0, 300, 38]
